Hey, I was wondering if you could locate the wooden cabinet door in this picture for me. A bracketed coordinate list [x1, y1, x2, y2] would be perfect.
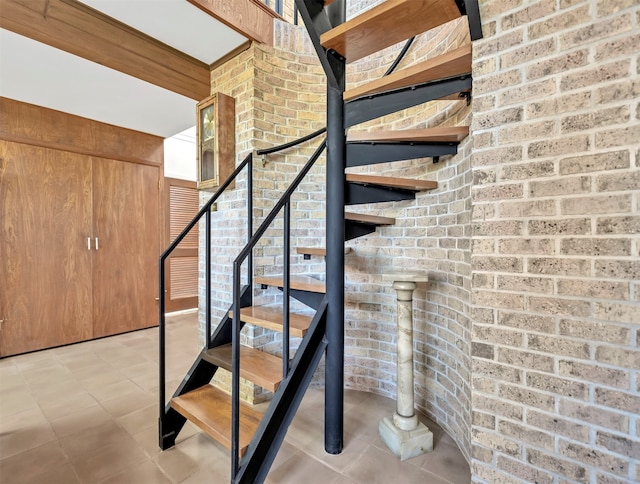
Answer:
[92, 158, 160, 337]
[0, 141, 93, 356]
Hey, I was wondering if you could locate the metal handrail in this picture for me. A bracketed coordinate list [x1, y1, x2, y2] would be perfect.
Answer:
[385, 36, 415, 75]
[159, 152, 253, 423]
[230, 138, 327, 478]
[256, 127, 326, 155]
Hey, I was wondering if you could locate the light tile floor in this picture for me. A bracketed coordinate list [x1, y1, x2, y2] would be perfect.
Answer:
[0, 311, 470, 483]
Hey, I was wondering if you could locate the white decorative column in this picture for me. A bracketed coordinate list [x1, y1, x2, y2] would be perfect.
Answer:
[379, 271, 432, 461]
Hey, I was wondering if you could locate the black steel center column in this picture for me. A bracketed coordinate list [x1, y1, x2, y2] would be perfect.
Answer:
[325, 0, 346, 456]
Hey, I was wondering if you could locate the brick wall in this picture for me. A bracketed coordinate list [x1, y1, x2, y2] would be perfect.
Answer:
[470, 1, 640, 482]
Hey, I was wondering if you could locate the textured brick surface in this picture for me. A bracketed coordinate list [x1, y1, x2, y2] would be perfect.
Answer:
[472, 0, 640, 482]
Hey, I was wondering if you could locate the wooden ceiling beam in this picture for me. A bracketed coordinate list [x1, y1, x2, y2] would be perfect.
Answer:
[187, 0, 275, 46]
[0, 0, 211, 100]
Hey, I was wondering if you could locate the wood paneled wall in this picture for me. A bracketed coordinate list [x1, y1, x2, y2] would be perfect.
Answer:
[0, 98, 165, 355]
[0, 97, 163, 166]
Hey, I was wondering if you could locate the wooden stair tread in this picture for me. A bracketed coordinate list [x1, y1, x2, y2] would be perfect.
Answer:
[254, 275, 326, 294]
[344, 44, 471, 101]
[203, 344, 282, 392]
[296, 247, 352, 257]
[296, 247, 327, 257]
[346, 173, 437, 191]
[320, 0, 462, 63]
[347, 126, 469, 143]
[171, 385, 262, 457]
[345, 212, 395, 225]
[232, 306, 313, 338]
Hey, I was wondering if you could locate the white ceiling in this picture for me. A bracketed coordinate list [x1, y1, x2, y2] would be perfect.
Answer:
[0, 29, 197, 139]
[76, 0, 248, 65]
[0, 1, 250, 139]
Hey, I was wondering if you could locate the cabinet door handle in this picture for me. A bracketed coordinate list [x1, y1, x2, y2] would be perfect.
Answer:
[95, 237, 99, 250]
[88, 237, 91, 250]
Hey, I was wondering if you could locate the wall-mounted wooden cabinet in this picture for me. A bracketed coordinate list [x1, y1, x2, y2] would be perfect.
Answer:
[197, 93, 235, 190]
[0, 98, 162, 357]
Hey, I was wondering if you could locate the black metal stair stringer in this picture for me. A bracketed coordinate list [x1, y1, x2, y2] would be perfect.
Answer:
[158, 284, 252, 450]
[345, 75, 472, 128]
[288, 288, 325, 310]
[234, 299, 328, 484]
[347, 141, 459, 167]
[346, 182, 417, 205]
[261, 284, 325, 310]
[345, 220, 377, 241]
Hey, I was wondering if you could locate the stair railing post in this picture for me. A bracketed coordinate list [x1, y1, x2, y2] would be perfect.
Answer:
[326, 0, 345, 26]
[231, 261, 242, 480]
[158, 257, 166, 436]
[325, 0, 346, 456]
[248, 155, 254, 297]
[205, 208, 212, 348]
[283, 199, 291, 377]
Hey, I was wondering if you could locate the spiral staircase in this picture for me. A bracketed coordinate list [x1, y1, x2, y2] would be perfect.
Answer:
[158, 1, 482, 482]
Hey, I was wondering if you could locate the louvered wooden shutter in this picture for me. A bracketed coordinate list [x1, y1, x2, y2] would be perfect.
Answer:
[170, 185, 199, 249]
[168, 183, 199, 304]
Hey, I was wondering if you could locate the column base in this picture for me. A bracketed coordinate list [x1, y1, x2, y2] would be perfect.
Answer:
[378, 415, 433, 461]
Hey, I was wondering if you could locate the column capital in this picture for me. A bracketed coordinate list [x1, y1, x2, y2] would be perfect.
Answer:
[382, 270, 429, 284]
